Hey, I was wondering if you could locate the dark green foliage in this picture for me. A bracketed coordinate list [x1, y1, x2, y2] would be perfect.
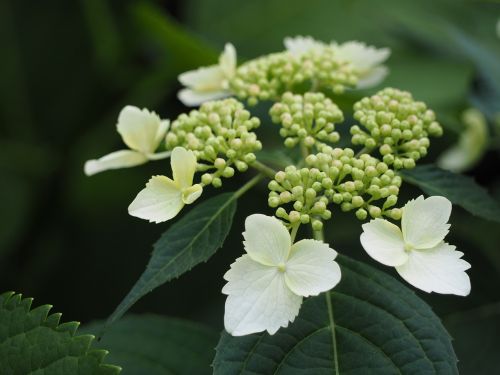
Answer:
[106, 193, 237, 327]
[0, 292, 120, 374]
[84, 314, 218, 375]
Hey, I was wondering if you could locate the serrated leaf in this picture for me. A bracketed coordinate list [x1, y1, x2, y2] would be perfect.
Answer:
[83, 314, 218, 375]
[400, 164, 500, 224]
[213, 256, 457, 375]
[106, 192, 237, 328]
[0, 291, 121, 374]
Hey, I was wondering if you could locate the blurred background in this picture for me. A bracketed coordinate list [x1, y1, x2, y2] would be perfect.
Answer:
[1, 0, 499, 373]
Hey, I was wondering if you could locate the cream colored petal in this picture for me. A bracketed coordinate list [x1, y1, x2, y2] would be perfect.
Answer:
[117, 105, 164, 153]
[396, 242, 471, 296]
[223, 255, 302, 336]
[243, 214, 291, 266]
[128, 175, 183, 223]
[177, 88, 231, 107]
[84, 150, 148, 176]
[334, 41, 390, 70]
[360, 219, 408, 267]
[356, 66, 388, 89]
[285, 239, 341, 297]
[219, 43, 237, 78]
[154, 120, 170, 146]
[182, 184, 203, 204]
[284, 35, 324, 56]
[178, 65, 225, 90]
[402, 196, 452, 249]
[171, 147, 197, 189]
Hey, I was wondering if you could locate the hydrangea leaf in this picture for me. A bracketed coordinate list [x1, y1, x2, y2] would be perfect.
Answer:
[400, 164, 500, 223]
[83, 314, 218, 375]
[0, 291, 120, 374]
[106, 192, 237, 329]
[213, 256, 458, 375]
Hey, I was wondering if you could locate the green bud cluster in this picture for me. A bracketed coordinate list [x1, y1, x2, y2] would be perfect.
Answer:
[269, 92, 344, 148]
[230, 48, 358, 105]
[166, 98, 262, 187]
[350, 88, 443, 169]
[268, 146, 403, 223]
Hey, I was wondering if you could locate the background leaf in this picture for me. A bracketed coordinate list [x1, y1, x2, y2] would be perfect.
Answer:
[400, 164, 500, 223]
[83, 314, 218, 375]
[106, 192, 237, 328]
[213, 256, 457, 375]
[0, 291, 120, 374]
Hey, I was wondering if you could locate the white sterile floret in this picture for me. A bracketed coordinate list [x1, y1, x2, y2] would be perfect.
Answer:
[128, 147, 203, 223]
[332, 41, 390, 89]
[178, 43, 237, 106]
[284, 35, 326, 57]
[360, 196, 471, 296]
[223, 214, 341, 336]
[84, 106, 170, 176]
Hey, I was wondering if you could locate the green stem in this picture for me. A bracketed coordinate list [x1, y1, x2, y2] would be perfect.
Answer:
[312, 225, 339, 374]
[290, 223, 300, 242]
[251, 160, 277, 179]
[233, 174, 264, 199]
[355, 147, 369, 158]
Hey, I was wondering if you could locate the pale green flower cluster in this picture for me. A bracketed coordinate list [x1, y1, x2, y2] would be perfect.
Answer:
[350, 88, 443, 169]
[269, 92, 344, 148]
[230, 49, 357, 105]
[166, 98, 262, 187]
[268, 146, 402, 227]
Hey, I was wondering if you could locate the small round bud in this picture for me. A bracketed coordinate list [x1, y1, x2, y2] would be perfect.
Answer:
[356, 208, 368, 220]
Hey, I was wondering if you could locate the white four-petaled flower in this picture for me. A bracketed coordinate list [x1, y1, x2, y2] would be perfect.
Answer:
[128, 147, 203, 223]
[84, 106, 170, 176]
[223, 214, 341, 336]
[360, 196, 471, 296]
[178, 43, 237, 106]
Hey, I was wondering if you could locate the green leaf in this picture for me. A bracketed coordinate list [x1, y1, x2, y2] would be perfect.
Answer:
[213, 256, 457, 375]
[400, 164, 500, 224]
[83, 314, 218, 375]
[0, 291, 120, 374]
[106, 192, 237, 328]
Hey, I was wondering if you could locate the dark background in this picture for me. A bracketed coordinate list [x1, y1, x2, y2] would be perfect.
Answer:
[1, 0, 499, 373]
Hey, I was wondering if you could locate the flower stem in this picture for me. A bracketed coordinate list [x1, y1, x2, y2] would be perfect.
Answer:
[290, 223, 300, 242]
[251, 160, 277, 179]
[355, 146, 369, 158]
[233, 173, 264, 199]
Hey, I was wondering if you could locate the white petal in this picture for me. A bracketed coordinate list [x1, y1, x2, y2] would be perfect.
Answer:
[219, 43, 236, 78]
[396, 242, 471, 296]
[171, 147, 197, 189]
[177, 88, 231, 107]
[154, 120, 170, 146]
[117, 106, 164, 153]
[128, 175, 183, 223]
[285, 239, 341, 297]
[284, 35, 324, 57]
[243, 214, 291, 266]
[182, 184, 203, 204]
[334, 41, 390, 71]
[356, 66, 388, 89]
[84, 150, 148, 176]
[360, 219, 408, 267]
[223, 255, 302, 336]
[178, 65, 225, 90]
[402, 196, 452, 249]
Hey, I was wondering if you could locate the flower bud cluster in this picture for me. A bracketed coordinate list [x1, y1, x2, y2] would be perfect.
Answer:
[166, 98, 262, 187]
[268, 146, 403, 224]
[350, 88, 443, 169]
[229, 48, 358, 105]
[269, 92, 344, 148]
